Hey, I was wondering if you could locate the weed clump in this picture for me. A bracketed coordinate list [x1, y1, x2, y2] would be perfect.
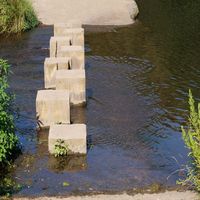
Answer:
[54, 139, 69, 157]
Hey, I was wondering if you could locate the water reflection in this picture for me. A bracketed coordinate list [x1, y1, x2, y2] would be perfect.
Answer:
[85, 0, 200, 160]
[48, 155, 87, 172]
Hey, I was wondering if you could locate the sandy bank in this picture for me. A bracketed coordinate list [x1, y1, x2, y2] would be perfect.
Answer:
[15, 191, 199, 200]
[31, 0, 139, 26]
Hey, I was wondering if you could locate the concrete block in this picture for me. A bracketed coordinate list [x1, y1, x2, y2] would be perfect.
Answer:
[58, 46, 84, 69]
[44, 57, 71, 89]
[56, 69, 86, 105]
[54, 22, 82, 35]
[48, 124, 87, 155]
[36, 90, 70, 128]
[54, 28, 84, 46]
[50, 36, 72, 57]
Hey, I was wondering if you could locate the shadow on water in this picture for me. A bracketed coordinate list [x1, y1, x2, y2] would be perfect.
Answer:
[0, 0, 200, 196]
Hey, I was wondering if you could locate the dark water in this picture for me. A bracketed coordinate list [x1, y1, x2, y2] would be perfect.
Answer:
[1, 0, 200, 196]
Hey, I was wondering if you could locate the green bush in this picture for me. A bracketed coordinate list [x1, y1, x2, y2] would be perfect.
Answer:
[0, 0, 39, 34]
[179, 90, 200, 191]
[0, 59, 18, 164]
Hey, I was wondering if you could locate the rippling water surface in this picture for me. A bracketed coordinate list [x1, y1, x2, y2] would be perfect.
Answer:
[0, 0, 200, 196]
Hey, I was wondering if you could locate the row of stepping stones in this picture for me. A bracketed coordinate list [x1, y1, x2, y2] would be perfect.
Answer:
[36, 23, 87, 155]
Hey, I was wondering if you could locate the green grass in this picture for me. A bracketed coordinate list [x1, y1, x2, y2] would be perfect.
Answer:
[178, 90, 200, 191]
[0, 0, 39, 34]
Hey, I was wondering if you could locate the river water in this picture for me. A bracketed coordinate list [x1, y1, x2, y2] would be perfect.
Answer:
[0, 0, 200, 196]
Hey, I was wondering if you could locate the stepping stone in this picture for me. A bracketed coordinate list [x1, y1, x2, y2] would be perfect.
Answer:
[58, 46, 85, 69]
[48, 124, 87, 155]
[54, 22, 82, 35]
[50, 36, 72, 57]
[54, 28, 84, 46]
[44, 57, 71, 89]
[36, 90, 70, 128]
[56, 69, 86, 105]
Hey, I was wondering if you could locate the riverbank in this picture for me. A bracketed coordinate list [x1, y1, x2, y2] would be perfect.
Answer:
[31, 0, 138, 25]
[15, 191, 199, 200]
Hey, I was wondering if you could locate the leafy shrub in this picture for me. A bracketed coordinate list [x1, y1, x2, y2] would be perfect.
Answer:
[54, 139, 69, 157]
[179, 90, 200, 191]
[0, 59, 18, 164]
[0, 177, 22, 196]
[0, 0, 39, 34]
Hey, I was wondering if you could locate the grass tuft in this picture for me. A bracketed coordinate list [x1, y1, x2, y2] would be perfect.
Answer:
[0, 0, 39, 34]
[178, 90, 200, 191]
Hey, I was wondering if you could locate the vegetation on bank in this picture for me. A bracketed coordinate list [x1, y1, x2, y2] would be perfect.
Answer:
[179, 90, 200, 191]
[0, 0, 38, 34]
[0, 59, 18, 166]
[0, 176, 22, 197]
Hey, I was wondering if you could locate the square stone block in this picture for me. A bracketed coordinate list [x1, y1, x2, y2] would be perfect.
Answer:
[36, 90, 70, 128]
[54, 28, 84, 46]
[56, 69, 86, 105]
[44, 57, 71, 89]
[50, 36, 72, 57]
[54, 22, 82, 35]
[58, 46, 85, 69]
[48, 124, 87, 155]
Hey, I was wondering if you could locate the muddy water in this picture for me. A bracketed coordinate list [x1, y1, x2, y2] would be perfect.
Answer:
[1, 0, 200, 196]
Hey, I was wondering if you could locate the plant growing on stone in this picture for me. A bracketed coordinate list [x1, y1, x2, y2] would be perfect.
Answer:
[54, 139, 69, 157]
[178, 90, 200, 191]
[0, 59, 18, 165]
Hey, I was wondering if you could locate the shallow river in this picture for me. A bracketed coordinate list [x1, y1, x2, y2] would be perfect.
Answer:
[0, 0, 200, 196]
